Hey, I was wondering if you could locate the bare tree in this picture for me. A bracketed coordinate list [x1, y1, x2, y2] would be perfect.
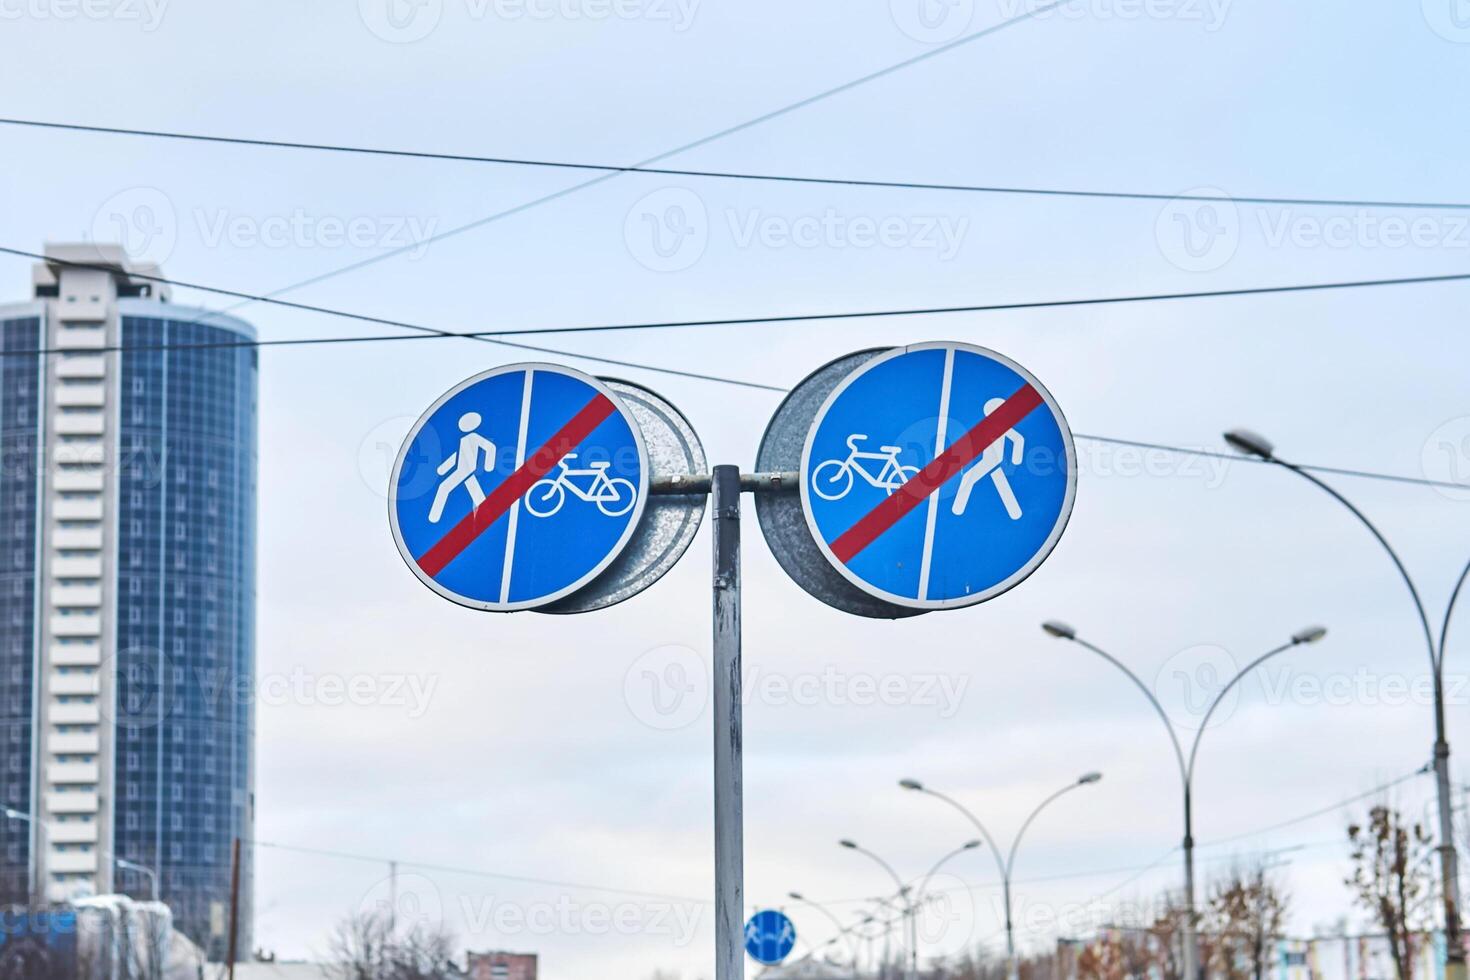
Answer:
[1205, 865, 1289, 980]
[1138, 893, 1213, 980]
[327, 911, 461, 980]
[1347, 805, 1436, 980]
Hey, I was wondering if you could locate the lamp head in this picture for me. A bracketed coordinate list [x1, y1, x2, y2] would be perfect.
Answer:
[1078, 772, 1103, 785]
[788, 891, 803, 901]
[838, 839, 858, 850]
[1292, 625, 1327, 645]
[1224, 429, 1275, 460]
[963, 839, 982, 849]
[1041, 620, 1076, 640]
[898, 778, 924, 791]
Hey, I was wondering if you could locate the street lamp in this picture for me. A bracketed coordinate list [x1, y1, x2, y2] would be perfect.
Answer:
[788, 891, 861, 967]
[900, 772, 1103, 980]
[1041, 621, 1323, 980]
[1225, 426, 1470, 978]
[2, 807, 40, 904]
[838, 840, 917, 980]
[5, 808, 160, 904]
[115, 857, 159, 902]
[908, 839, 982, 964]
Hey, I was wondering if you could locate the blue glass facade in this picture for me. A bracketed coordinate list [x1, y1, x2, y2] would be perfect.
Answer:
[0, 316, 41, 907]
[114, 311, 256, 957]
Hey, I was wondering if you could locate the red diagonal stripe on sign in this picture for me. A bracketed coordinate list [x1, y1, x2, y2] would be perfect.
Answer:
[415, 393, 617, 578]
[827, 383, 1044, 565]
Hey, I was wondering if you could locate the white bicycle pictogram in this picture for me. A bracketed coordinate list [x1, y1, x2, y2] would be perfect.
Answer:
[525, 455, 637, 518]
[810, 434, 921, 500]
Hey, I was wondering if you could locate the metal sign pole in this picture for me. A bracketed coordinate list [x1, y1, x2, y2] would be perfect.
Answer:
[711, 464, 744, 980]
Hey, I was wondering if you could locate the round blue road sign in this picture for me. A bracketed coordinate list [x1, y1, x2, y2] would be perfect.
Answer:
[800, 342, 1075, 610]
[745, 909, 797, 965]
[389, 363, 649, 612]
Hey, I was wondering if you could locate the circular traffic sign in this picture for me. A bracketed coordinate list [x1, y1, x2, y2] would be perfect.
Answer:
[798, 342, 1075, 610]
[540, 378, 707, 614]
[744, 909, 797, 965]
[389, 363, 649, 612]
[756, 348, 925, 619]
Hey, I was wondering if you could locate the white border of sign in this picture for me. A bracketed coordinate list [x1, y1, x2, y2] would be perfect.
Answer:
[798, 341, 1076, 611]
[388, 362, 650, 613]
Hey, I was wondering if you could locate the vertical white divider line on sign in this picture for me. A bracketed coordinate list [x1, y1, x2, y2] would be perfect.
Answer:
[500, 370, 536, 604]
[917, 347, 956, 602]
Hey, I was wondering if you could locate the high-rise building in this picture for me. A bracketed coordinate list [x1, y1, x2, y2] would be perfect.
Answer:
[0, 244, 256, 958]
[467, 950, 539, 980]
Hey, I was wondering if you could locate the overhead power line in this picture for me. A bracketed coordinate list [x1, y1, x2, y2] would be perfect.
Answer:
[1198, 769, 1427, 848]
[4, 248, 1467, 492]
[248, 839, 708, 905]
[7, 246, 1470, 352]
[250, 771, 1429, 913]
[7, 116, 1468, 212]
[187, 0, 1072, 310]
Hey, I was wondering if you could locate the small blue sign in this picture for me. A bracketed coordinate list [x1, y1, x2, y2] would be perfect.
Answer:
[745, 909, 797, 965]
[0, 908, 78, 979]
[800, 342, 1075, 610]
[390, 363, 648, 611]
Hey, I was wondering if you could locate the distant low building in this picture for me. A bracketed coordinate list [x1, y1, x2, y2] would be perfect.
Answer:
[229, 962, 333, 980]
[467, 949, 538, 980]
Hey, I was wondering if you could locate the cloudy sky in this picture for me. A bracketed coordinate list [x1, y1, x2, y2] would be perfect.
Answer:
[4, 0, 1470, 976]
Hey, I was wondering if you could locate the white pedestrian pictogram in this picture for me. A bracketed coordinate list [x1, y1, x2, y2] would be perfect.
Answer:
[810, 434, 920, 500]
[952, 397, 1024, 518]
[525, 455, 637, 518]
[428, 412, 497, 524]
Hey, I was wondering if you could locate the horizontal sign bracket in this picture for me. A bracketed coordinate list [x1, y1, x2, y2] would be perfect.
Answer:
[651, 471, 799, 497]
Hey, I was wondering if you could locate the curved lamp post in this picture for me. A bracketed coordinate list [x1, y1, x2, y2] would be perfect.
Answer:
[839, 840, 917, 980]
[909, 839, 982, 966]
[115, 857, 159, 902]
[900, 773, 1102, 980]
[913, 839, 982, 907]
[3, 808, 160, 903]
[1227, 426, 1470, 975]
[788, 891, 862, 967]
[1041, 620, 1324, 980]
[0, 807, 39, 903]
